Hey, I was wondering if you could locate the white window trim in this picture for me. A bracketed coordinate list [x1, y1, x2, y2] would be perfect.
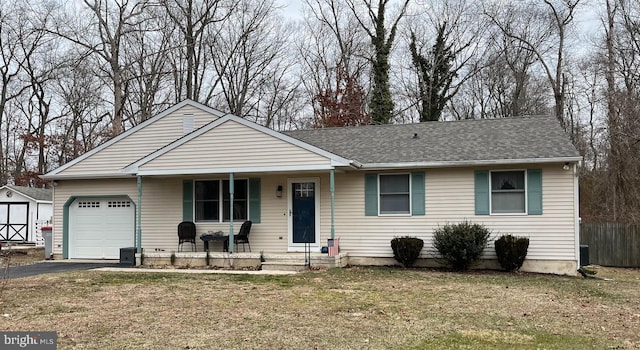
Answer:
[378, 173, 412, 216]
[489, 169, 528, 216]
[193, 178, 249, 223]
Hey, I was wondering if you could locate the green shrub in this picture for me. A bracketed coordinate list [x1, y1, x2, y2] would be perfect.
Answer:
[433, 221, 491, 271]
[494, 235, 529, 272]
[391, 236, 424, 267]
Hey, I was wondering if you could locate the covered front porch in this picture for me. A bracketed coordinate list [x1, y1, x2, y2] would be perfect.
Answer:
[132, 170, 349, 256]
[122, 114, 358, 257]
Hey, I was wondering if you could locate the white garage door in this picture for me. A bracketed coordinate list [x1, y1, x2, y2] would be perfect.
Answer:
[69, 198, 135, 259]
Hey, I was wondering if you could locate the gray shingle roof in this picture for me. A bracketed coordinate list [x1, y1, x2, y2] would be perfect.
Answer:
[285, 116, 580, 166]
[6, 185, 52, 201]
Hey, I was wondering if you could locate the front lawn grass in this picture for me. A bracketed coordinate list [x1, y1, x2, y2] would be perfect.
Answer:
[0, 266, 638, 349]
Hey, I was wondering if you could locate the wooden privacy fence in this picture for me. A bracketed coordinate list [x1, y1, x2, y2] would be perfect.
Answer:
[580, 222, 640, 267]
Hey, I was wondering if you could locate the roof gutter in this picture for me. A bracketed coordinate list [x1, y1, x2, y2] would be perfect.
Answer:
[349, 160, 363, 169]
[40, 173, 136, 181]
[359, 156, 583, 170]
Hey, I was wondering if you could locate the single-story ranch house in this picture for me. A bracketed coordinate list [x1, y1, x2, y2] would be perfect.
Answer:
[43, 100, 582, 274]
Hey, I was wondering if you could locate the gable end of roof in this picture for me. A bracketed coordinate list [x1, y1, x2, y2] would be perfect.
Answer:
[43, 100, 225, 178]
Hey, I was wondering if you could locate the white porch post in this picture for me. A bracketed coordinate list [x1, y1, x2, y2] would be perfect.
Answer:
[136, 175, 142, 253]
[330, 169, 335, 239]
[229, 172, 234, 253]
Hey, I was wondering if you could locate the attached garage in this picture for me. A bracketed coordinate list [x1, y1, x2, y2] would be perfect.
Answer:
[68, 197, 135, 259]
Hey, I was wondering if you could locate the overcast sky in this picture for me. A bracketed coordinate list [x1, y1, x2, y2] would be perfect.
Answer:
[277, 0, 304, 20]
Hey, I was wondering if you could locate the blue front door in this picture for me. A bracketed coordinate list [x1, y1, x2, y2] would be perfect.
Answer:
[292, 182, 316, 244]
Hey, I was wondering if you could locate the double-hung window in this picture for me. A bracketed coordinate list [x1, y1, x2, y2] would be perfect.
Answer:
[195, 179, 248, 222]
[490, 171, 526, 214]
[379, 174, 411, 215]
[365, 172, 425, 216]
[475, 169, 542, 216]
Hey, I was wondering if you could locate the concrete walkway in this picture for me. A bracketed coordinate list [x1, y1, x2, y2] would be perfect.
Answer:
[95, 267, 297, 275]
[4, 261, 298, 279]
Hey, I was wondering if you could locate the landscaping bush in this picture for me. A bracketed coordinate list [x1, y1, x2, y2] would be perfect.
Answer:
[494, 234, 529, 272]
[391, 236, 424, 267]
[433, 221, 491, 271]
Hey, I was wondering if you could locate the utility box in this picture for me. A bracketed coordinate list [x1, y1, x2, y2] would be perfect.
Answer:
[41, 226, 53, 259]
[580, 245, 589, 266]
[120, 247, 137, 266]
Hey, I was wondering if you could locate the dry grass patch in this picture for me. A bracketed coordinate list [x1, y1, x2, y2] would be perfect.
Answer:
[0, 266, 638, 349]
[1, 247, 44, 266]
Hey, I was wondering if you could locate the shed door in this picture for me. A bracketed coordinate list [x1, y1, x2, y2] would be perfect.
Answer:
[0, 203, 29, 241]
[69, 198, 134, 259]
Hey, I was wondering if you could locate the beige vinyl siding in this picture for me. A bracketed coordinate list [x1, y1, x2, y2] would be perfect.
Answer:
[138, 178, 183, 251]
[57, 105, 217, 176]
[53, 164, 576, 261]
[331, 164, 577, 262]
[52, 179, 138, 256]
[138, 120, 331, 171]
[138, 175, 292, 252]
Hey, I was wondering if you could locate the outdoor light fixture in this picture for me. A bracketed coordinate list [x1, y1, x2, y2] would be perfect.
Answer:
[563, 162, 570, 171]
[276, 185, 283, 198]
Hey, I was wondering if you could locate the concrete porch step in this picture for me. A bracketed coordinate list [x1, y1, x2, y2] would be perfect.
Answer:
[261, 261, 310, 272]
[260, 252, 347, 269]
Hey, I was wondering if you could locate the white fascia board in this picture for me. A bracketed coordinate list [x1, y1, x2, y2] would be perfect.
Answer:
[2, 185, 52, 203]
[136, 164, 336, 176]
[360, 157, 583, 170]
[0, 186, 35, 202]
[125, 115, 353, 173]
[44, 99, 225, 177]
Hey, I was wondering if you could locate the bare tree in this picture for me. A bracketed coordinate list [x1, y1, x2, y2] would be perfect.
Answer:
[211, 0, 274, 115]
[0, 2, 49, 184]
[485, 0, 581, 132]
[122, 7, 174, 127]
[298, 0, 370, 126]
[161, 0, 235, 103]
[577, 0, 640, 223]
[53, 59, 111, 165]
[451, 5, 552, 120]
[52, 0, 150, 136]
[605, 0, 640, 222]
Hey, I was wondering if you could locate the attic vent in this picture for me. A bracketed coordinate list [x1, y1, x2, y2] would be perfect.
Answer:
[412, 133, 419, 139]
[183, 114, 195, 134]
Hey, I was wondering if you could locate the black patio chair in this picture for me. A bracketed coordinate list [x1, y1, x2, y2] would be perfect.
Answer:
[177, 221, 197, 252]
[223, 221, 252, 252]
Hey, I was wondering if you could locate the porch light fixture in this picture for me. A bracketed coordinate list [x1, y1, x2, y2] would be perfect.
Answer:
[563, 162, 570, 171]
[276, 185, 283, 198]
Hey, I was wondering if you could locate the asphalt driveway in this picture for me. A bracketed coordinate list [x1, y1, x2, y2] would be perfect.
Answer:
[5, 262, 123, 279]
